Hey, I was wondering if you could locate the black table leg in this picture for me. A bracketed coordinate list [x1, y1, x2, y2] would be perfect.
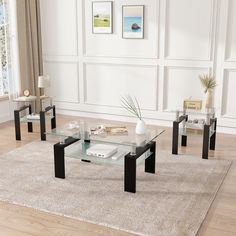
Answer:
[202, 124, 210, 159]
[54, 137, 79, 179]
[82, 140, 91, 162]
[14, 110, 21, 140]
[210, 119, 217, 150]
[181, 135, 187, 146]
[40, 111, 46, 141]
[124, 141, 157, 193]
[27, 122, 33, 133]
[182, 115, 188, 147]
[145, 141, 156, 173]
[210, 132, 216, 150]
[27, 104, 33, 132]
[51, 105, 56, 129]
[172, 121, 179, 154]
[54, 144, 65, 178]
[124, 154, 136, 193]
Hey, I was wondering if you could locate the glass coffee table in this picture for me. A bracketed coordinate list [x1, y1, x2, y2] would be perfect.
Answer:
[47, 121, 165, 193]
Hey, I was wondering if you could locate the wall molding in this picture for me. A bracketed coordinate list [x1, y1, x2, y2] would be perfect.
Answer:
[40, 0, 79, 57]
[162, 66, 210, 110]
[164, 0, 216, 61]
[43, 61, 80, 104]
[225, 58, 236, 63]
[39, 0, 236, 134]
[83, 62, 159, 111]
[221, 69, 236, 118]
[224, 0, 236, 62]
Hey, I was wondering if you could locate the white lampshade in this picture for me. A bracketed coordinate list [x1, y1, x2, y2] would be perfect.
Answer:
[38, 75, 50, 88]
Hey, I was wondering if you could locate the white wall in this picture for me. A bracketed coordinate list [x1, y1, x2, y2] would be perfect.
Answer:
[40, 0, 236, 134]
[0, 0, 20, 124]
[0, 99, 11, 123]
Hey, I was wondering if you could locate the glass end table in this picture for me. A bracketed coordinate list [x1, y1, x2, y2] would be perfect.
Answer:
[171, 110, 217, 159]
[14, 104, 56, 141]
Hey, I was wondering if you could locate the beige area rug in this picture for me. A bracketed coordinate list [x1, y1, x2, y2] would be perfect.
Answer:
[0, 141, 231, 236]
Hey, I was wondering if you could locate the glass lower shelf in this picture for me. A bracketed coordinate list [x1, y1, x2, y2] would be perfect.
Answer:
[179, 128, 215, 137]
[65, 141, 152, 166]
[20, 115, 54, 123]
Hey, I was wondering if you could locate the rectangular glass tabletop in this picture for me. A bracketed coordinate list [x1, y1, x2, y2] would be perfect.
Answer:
[47, 121, 165, 148]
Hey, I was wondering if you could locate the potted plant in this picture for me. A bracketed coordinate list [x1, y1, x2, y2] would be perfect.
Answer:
[121, 95, 147, 134]
[199, 74, 217, 109]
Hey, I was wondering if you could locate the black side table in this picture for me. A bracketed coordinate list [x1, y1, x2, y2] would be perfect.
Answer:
[14, 105, 56, 141]
[172, 112, 217, 159]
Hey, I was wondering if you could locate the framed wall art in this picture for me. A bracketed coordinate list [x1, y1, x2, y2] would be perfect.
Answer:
[92, 1, 113, 34]
[122, 5, 144, 39]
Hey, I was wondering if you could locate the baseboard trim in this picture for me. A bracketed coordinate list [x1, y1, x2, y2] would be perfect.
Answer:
[0, 115, 11, 123]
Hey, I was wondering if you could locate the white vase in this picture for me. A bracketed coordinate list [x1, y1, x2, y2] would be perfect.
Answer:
[135, 119, 147, 135]
[205, 90, 213, 109]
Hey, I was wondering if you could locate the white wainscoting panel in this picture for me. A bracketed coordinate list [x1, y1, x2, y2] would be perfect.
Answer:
[163, 67, 208, 110]
[225, 0, 236, 61]
[0, 100, 10, 123]
[84, 0, 159, 58]
[84, 63, 158, 110]
[165, 0, 214, 60]
[40, 0, 78, 56]
[222, 70, 236, 118]
[38, 0, 236, 134]
[44, 62, 79, 103]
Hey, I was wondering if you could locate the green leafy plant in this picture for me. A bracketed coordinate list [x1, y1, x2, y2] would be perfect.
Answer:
[199, 74, 217, 93]
[121, 95, 142, 120]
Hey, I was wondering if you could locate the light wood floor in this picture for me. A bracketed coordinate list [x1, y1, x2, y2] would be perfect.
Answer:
[0, 115, 236, 236]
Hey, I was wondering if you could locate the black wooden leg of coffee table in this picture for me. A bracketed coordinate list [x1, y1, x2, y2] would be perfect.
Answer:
[145, 141, 156, 173]
[54, 144, 65, 178]
[124, 141, 157, 193]
[172, 121, 179, 154]
[54, 137, 79, 178]
[82, 140, 91, 163]
[51, 105, 56, 129]
[124, 154, 136, 193]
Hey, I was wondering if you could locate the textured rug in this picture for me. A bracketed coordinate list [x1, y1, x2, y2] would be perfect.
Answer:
[0, 141, 231, 236]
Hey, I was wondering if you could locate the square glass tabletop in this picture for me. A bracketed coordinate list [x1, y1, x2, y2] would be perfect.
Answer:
[47, 121, 165, 148]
